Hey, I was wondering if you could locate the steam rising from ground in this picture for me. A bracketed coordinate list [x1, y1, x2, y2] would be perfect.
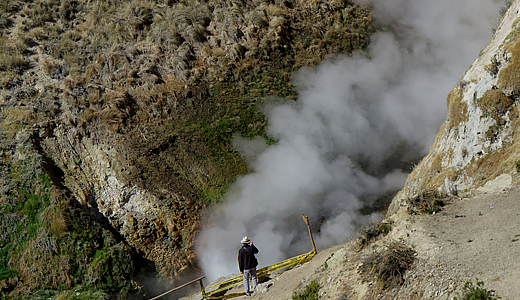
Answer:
[196, 0, 506, 280]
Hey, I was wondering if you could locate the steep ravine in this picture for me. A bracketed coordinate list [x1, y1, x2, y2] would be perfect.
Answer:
[0, 0, 372, 298]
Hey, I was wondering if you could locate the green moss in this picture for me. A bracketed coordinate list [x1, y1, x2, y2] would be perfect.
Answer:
[0, 150, 140, 298]
[0, 243, 17, 281]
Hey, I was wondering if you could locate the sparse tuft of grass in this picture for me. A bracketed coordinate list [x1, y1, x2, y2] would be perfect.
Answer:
[409, 190, 446, 215]
[357, 221, 392, 250]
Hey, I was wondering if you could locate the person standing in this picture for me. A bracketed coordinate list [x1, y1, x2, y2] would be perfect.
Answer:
[238, 236, 259, 296]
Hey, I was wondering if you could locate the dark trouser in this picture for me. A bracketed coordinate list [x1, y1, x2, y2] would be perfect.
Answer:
[242, 268, 257, 295]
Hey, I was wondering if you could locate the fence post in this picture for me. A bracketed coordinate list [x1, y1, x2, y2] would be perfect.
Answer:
[301, 214, 316, 253]
[199, 277, 206, 297]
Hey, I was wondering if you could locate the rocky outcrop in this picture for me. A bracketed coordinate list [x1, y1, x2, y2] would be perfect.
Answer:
[34, 123, 201, 278]
[389, 0, 520, 214]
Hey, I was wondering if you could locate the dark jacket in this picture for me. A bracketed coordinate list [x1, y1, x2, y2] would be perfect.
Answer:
[238, 244, 259, 272]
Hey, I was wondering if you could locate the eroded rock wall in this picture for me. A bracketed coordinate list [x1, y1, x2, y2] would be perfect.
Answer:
[389, 0, 520, 214]
[35, 124, 200, 278]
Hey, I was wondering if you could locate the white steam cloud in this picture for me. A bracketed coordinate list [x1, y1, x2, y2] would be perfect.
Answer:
[196, 0, 506, 280]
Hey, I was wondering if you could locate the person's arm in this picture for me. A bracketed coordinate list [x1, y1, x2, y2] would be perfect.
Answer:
[238, 250, 244, 273]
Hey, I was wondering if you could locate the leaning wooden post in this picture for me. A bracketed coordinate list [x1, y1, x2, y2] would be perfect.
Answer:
[199, 277, 206, 297]
[301, 214, 316, 253]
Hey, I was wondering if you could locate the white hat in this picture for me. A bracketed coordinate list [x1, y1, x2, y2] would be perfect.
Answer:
[241, 236, 250, 244]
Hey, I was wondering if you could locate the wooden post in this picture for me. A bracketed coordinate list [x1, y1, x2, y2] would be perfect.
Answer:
[301, 214, 316, 253]
[199, 277, 206, 297]
[148, 276, 205, 300]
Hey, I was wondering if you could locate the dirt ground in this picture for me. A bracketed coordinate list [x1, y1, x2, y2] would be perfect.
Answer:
[408, 187, 520, 299]
[182, 179, 520, 300]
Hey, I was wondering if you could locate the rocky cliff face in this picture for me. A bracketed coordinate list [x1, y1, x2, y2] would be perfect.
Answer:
[389, 0, 520, 214]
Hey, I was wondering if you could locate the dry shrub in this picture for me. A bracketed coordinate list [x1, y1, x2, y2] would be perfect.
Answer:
[249, 10, 268, 28]
[408, 190, 446, 214]
[185, 23, 208, 44]
[357, 221, 392, 250]
[359, 241, 415, 290]
[0, 106, 35, 139]
[225, 43, 247, 61]
[0, 37, 31, 75]
[50, 218, 68, 238]
[266, 4, 285, 17]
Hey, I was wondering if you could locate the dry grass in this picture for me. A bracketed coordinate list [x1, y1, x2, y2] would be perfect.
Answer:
[16, 229, 73, 290]
[55, 293, 73, 300]
[476, 89, 514, 126]
[446, 86, 468, 127]
[41, 205, 69, 238]
[357, 221, 392, 250]
[498, 38, 520, 95]
[359, 241, 415, 290]
[408, 190, 447, 214]
[464, 143, 518, 188]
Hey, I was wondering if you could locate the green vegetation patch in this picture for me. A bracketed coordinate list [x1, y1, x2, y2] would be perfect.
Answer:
[454, 280, 499, 300]
[0, 147, 140, 298]
[292, 280, 320, 300]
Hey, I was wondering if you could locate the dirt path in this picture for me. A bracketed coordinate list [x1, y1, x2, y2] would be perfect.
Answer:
[412, 187, 520, 299]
